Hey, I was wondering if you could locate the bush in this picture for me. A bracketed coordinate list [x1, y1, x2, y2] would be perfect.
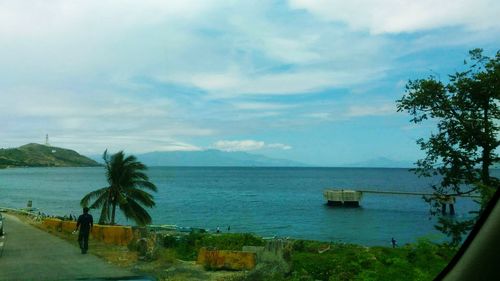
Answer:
[162, 235, 179, 248]
[292, 239, 334, 253]
[405, 239, 454, 279]
[291, 252, 327, 280]
[127, 238, 139, 251]
[200, 233, 264, 250]
[174, 231, 205, 260]
[292, 240, 305, 252]
[157, 248, 177, 264]
[234, 264, 289, 281]
[290, 239, 367, 277]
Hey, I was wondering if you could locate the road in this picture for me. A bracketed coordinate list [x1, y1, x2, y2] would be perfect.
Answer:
[0, 213, 148, 281]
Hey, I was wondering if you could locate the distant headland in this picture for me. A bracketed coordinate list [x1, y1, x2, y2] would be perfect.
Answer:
[0, 143, 100, 168]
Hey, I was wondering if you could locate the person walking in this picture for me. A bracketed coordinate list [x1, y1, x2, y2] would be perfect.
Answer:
[74, 207, 93, 254]
[391, 237, 397, 248]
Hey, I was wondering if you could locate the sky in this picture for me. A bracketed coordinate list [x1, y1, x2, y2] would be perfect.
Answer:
[1, 0, 499, 166]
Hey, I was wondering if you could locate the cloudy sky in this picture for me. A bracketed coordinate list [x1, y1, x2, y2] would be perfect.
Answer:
[1, 0, 499, 166]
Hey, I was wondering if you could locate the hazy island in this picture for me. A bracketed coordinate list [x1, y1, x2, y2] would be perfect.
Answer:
[0, 143, 100, 168]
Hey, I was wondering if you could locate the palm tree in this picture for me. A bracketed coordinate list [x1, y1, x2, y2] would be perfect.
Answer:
[81, 150, 157, 226]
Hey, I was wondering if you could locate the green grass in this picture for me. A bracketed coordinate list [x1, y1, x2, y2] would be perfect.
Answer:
[287, 239, 455, 281]
[157, 232, 456, 281]
[161, 232, 265, 261]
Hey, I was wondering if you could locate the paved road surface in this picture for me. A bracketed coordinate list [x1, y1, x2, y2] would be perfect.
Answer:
[0, 214, 146, 281]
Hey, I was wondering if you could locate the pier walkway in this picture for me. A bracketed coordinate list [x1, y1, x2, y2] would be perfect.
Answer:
[0, 213, 143, 281]
[356, 189, 481, 198]
[323, 188, 480, 214]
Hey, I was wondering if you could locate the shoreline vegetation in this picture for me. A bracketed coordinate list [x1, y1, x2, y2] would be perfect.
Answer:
[3, 209, 456, 281]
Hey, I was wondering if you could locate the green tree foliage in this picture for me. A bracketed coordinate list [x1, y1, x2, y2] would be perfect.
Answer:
[80, 150, 158, 226]
[397, 48, 500, 245]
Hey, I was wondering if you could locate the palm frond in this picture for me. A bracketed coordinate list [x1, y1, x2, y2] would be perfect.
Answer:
[89, 191, 110, 209]
[120, 199, 152, 226]
[132, 180, 158, 192]
[125, 188, 155, 207]
[129, 170, 149, 181]
[80, 187, 109, 207]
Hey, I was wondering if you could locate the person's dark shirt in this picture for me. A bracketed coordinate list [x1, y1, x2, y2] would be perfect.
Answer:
[77, 213, 93, 233]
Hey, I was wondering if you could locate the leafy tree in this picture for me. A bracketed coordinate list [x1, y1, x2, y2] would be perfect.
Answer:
[81, 150, 158, 226]
[397, 48, 500, 246]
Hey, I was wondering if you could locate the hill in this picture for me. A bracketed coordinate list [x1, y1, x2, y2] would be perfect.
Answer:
[92, 149, 307, 167]
[0, 143, 100, 168]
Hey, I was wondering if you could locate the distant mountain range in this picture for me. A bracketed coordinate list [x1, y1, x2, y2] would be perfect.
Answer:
[2, 144, 495, 169]
[342, 157, 415, 168]
[91, 149, 307, 167]
[0, 143, 100, 168]
[89, 151, 413, 168]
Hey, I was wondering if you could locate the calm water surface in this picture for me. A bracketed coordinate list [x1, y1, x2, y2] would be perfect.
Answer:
[0, 167, 486, 245]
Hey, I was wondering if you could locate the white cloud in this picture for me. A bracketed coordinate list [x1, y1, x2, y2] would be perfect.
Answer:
[213, 140, 292, 152]
[346, 104, 396, 117]
[0, 87, 170, 119]
[52, 135, 203, 155]
[0, 0, 498, 157]
[267, 143, 292, 150]
[0, 86, 212, 154]
[289, 0, 500, 34]
[232, 102, 295, 111]
[161, 67, 387, 97]
[213, 140, 265, 151]
[304, 112, 332, 120]
[0, 0, 215, 37]
[0, 131, 204, 155]
[0, 0, 392, 98]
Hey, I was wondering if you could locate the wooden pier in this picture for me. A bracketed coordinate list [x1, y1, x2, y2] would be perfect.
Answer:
[323, 188, 481, 215]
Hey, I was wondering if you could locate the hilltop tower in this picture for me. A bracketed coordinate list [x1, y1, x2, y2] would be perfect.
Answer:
[45, 134, 50, 146]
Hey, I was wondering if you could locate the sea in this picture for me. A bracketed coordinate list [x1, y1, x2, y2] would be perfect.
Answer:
[0, 167, 489, 246]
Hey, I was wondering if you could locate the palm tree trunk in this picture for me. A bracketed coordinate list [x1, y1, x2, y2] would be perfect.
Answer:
[111, 201, 117, 225]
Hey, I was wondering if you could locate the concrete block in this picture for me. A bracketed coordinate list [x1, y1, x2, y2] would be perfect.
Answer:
[91, 224, 134, 246]
[42, 219, 136, 246]
[197, 247, 256, 271]
[61, 221, 77, 233]
[42, 218, 62, 231]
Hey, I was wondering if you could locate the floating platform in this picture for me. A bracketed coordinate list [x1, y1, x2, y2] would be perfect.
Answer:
[323, 188, 478, 214]
[323, 189, 362, 207]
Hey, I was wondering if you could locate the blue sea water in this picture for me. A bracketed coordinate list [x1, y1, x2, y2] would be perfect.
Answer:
[0, 167, 486, 245]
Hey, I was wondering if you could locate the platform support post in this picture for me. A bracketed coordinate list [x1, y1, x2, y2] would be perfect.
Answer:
[449, 204, 455, 215]
[441, 203, 447, 215]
